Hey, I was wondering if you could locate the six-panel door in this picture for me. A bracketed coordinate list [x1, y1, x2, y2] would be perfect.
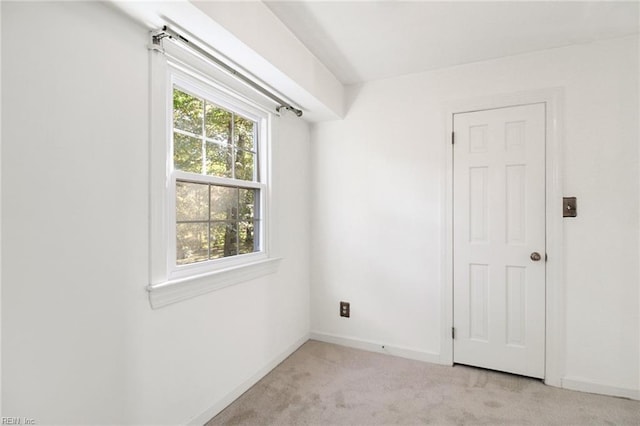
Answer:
[453, 103, 546, 378]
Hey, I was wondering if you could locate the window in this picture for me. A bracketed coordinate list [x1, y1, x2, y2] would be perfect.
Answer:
[172, 86, 262, 267]
[148, 51, 280, 308]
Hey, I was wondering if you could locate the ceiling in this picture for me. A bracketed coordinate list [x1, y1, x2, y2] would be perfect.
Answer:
[265, 1, 639, 85]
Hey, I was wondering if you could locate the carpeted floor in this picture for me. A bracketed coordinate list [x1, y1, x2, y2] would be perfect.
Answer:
[207, 340, 640, 425]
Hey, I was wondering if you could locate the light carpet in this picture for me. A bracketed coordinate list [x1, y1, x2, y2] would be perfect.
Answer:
[207, 340, 640, 425]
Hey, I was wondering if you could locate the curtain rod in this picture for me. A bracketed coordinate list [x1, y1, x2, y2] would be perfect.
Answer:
[152, 25, 303, 118]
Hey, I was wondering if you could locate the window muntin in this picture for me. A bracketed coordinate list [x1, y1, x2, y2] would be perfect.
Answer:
[171, 85, 263, 267]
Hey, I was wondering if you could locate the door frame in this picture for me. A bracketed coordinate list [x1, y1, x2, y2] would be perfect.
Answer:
[441, 88, 564, 387]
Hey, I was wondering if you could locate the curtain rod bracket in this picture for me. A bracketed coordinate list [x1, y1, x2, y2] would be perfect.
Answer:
[151, 29, 170, 45]
[148, 29, 170, 53]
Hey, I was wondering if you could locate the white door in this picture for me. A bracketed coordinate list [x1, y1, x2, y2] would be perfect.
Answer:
[453, 103, 546, 378]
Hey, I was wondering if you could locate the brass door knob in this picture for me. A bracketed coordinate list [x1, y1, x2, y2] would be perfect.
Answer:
[530, 252, 542, 261]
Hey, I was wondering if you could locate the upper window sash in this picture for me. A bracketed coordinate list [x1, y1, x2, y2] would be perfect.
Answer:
[171, 84, 261, 183]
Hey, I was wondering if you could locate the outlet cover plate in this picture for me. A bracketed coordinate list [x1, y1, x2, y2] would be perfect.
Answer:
[340, 301, 350, 318]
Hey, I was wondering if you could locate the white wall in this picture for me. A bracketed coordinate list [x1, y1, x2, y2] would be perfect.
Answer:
[2, 2, 139, 422]
[0, 0, 3, 417]
[2, 2, 310, 424]
[0, 2, 3, 416]
[311, 35, 639, 396]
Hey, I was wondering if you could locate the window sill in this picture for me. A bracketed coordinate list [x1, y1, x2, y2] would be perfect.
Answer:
[147, 257, 282, 309]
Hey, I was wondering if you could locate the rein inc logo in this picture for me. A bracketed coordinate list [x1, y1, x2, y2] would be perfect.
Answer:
[2, 418, 35, 425]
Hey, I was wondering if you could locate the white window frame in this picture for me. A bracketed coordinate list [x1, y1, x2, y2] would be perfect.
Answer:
[169, 73, 268, 277]
[147, 44, 280, 309]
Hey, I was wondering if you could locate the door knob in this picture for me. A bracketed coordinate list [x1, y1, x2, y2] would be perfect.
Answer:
[530, 252, 542, 261]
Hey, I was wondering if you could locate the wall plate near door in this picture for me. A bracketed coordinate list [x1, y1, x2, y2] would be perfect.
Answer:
[563, 197, 577, 217]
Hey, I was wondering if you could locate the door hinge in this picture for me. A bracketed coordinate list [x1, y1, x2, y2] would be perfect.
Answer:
[452, 327, 455, 339]
[451, 132, 455, 145]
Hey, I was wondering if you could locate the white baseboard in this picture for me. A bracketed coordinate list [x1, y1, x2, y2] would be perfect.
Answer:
[309, 331, 443, 365]
[562, 376, 640, 400]
[187, 333, 310, 425]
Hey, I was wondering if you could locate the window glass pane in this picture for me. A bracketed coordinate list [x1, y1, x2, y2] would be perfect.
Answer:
[235, 150, 255, 181]
[210, 186, 238, 221]
[210, 222, 237, 259]
[176, 182, 208, 221]
[239, 188, 257, 221]
[206, 142, 232, 178]
[205, 103, 232, 144]
[238, 221, 258, 254]
[173, 89, 203, 135]
[234, 115, 255, 152]
[174, 133, 202, 173]
[176, 222, 209, 265]
[171, 84, 264, 267]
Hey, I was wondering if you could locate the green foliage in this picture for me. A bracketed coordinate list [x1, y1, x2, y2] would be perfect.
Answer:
[174, 133, 202, 174]
[173, 89, 203, 134]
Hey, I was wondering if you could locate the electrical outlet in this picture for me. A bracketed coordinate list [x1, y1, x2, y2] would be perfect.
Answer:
[340, 301, 350, 318]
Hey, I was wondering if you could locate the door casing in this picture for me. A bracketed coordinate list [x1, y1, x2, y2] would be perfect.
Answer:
[441, 88, 564, 387]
